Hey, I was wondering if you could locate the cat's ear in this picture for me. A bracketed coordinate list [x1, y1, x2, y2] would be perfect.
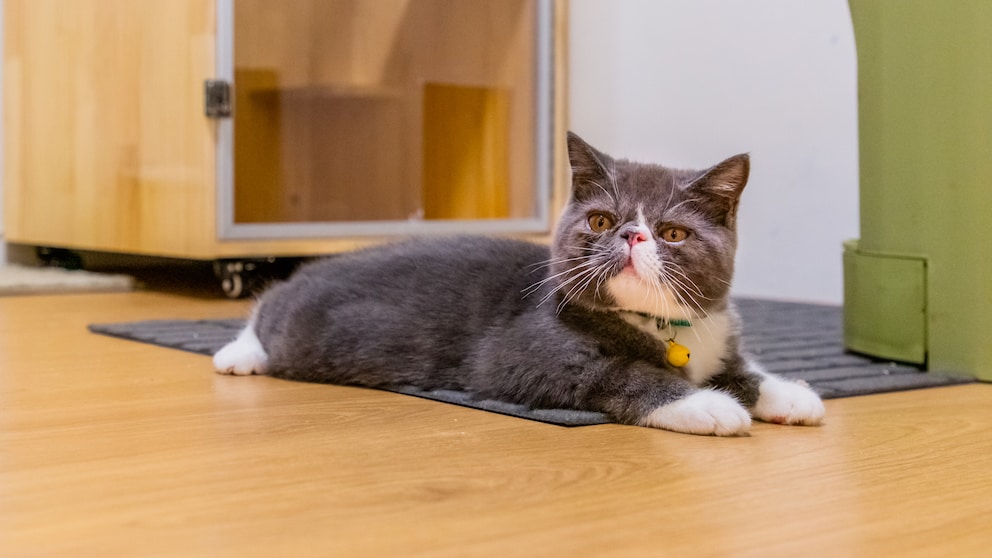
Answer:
[685, 153, 750, 225]
[567, 131, 615, 202]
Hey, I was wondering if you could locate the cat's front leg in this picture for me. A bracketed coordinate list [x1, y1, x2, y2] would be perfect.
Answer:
[639, 389, 752, 436]
[587, 362, 752, 436]
[708, 355, 825, 426]
[751, 369, 825, 426]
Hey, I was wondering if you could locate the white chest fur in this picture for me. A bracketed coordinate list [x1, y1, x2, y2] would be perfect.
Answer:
[620, 310, 734, 385]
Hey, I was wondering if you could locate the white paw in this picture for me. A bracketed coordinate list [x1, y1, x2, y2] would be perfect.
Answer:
[752, 377, 825, 425]
[213, 326, 268, 376]
[641, 390, 751, 436]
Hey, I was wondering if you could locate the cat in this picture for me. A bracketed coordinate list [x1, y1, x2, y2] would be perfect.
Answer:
[214, 132, 825, 436]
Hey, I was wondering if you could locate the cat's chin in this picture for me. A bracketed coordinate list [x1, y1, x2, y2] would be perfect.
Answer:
[605, 273, 694, 320]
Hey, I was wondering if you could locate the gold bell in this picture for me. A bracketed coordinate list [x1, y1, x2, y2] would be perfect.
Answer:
[666, 340, 691, 368]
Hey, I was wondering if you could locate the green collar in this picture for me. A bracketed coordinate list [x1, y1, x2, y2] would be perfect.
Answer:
[621, 310, 692, 329]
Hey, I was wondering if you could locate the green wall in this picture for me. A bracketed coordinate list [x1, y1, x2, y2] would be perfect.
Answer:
[846, 0, 992, 380]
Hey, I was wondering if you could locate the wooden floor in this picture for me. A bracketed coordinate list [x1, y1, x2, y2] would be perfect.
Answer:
[2, 291, 991, 557]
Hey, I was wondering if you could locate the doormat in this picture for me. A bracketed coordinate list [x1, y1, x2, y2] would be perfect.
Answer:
[89, 298, 973, 427]
[0, 264, 134, 296]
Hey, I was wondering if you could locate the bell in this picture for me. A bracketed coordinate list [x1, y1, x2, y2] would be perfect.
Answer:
[666, 340, 690, 368]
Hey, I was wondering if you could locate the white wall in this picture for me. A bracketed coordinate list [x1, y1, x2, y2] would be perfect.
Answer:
[569, 0, 859, 304]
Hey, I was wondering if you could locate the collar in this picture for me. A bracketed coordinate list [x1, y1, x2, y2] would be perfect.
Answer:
[618, 310, 692, 329]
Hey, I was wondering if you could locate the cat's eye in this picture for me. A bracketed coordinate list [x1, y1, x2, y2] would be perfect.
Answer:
[587, 213, 614, 233]
[660, 226, 690, 243]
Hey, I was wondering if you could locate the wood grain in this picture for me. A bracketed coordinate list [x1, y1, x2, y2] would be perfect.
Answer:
[4, 0, 567, 259]
[2, 0, 217, 256]
[1, 291, 991, 557]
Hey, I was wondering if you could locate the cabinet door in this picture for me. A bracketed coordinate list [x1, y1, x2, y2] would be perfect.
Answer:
[215, 0, 555, 240]
[3, 0, 216, 257]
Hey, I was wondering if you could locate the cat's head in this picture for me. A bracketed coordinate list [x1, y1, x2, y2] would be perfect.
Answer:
[549, 132, 749, 320]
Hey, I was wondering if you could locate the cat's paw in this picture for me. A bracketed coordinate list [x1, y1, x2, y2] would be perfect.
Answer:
[641, 390, 751, 436]
[751, 377, 825, 426]
[213, 327, 268, 376]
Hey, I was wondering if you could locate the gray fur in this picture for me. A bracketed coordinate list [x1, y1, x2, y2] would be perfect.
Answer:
[251, 132, 768, 426]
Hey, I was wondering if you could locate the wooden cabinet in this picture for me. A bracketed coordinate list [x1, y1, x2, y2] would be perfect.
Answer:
[3, 0, 567, 263]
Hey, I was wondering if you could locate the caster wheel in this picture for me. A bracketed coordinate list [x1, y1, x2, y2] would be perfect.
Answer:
[213, 260, 257, 299]
[222, 272, 244, 299]
[212, 257, 299, 299]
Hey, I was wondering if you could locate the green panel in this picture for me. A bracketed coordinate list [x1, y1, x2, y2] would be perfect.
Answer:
[847, 0, 992, 380]
[843, 241, 926, 364]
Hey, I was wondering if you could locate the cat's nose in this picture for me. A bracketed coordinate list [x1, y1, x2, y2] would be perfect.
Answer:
[622, 228, 649, 247]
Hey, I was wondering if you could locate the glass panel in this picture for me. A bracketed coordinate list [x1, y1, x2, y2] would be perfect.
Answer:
[231, 0, 540, 225]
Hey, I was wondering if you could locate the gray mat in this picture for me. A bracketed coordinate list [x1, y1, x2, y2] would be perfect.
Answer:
[89, 299, 973, 427]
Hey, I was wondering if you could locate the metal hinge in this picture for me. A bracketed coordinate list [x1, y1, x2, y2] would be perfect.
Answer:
[204, 79, 232, 118]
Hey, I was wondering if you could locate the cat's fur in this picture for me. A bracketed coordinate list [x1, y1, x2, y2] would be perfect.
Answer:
[214, 132, 824, 436]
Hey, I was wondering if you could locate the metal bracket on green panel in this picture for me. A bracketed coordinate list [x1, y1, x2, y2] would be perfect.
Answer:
[843, 240, 926, 365]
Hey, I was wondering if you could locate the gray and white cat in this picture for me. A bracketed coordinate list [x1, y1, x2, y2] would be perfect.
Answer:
[214, 132, 824, 436]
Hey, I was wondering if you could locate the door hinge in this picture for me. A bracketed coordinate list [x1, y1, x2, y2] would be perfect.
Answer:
[204, 79, 232, 118]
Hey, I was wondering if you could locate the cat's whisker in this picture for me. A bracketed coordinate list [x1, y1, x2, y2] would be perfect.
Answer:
[661, 180, 679, 214]
[536, 274, 589, 308]
[586, 179, 617, 206]
[657, 265, 704, 309]
[536, 258, 608, 308]
[524, 256, 586, 271]
[656, 276, 677, 330]
[664, 275, 712, 343]
[547, 267, 603, 313]
[712, 276, 734, 287]
[592, 261, 611, 301]
[664, 272, 709, 302]
[558, 259, 613, 315]
[609, 161, 622, 202]
[664, 197, 704, 214]
[521, 258, 592, 288]
[522, 258, 605, 297]
[641, 271, 668, 323]
[662, 270, 707, 312]
[665, 287, 707, 343]
[663, 264, 712, 300]
[630, 259, 672, 326]
[592, 261, 617, 302]
[525, 250, 600, 271]
[661, 260, 699, 287]
[563, 244, 602, 256]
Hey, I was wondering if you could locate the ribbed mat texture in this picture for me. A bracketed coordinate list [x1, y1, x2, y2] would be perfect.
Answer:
[89, 299, 972, 426]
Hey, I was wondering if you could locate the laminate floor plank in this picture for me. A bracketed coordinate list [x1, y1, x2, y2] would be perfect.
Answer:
[1, 293, 989, 557]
